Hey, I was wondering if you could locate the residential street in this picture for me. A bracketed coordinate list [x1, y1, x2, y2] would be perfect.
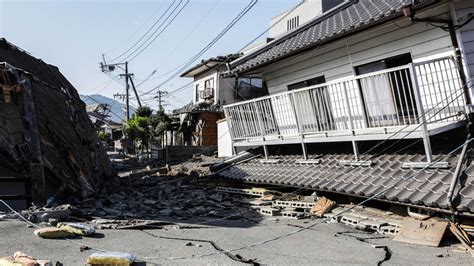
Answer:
[1, 218, 472, 265]
[2, 0, 474, 265]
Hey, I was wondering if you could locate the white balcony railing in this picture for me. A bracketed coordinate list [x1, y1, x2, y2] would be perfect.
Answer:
[224, 57, 466, 159]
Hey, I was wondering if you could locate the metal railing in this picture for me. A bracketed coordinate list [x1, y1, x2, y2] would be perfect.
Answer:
[199, 87, 214, 99]
[224, 57, 465, 142]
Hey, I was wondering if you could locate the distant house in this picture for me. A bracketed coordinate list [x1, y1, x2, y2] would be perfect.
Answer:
[172, 54, 266, 150]
[85, 103, 124, 141]
[218, 1, 474, 216]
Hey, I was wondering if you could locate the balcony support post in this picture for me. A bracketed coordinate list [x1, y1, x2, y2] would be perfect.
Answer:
[352, 141, 360, 161]
[289, 92, 307, 160]
[263, 145, 269, 160]
[343, 82, 361, 161]
[409, 63, 433, 163]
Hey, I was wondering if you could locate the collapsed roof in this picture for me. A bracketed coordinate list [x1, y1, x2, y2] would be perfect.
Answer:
[0, 38, 113, 202]
[181, 53, 241, 78]
[218, 130, 474, 215]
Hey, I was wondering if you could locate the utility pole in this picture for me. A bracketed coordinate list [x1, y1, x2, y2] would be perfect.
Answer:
[155, 90, 168, 111]
[100, 57, 141, 122]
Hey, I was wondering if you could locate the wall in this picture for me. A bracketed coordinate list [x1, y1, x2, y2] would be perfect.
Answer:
[269, 0, 322, 39]
[217, 119, 233, 158]
[200, 112, 221, 146]
[454, 1, 474, 93]
[193, 69, 218, 104]
[263, 4, 456, 95]
[166, 145, 217, 164]
[193, 65, 237, 105]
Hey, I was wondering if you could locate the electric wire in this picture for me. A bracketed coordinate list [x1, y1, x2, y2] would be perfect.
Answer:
[125, 0, 190, 62]
[108, 0, 178, 63]
[140, 0, 258, 97]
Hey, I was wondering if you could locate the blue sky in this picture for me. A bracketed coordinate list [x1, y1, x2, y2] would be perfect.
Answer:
[0, 0, 299, 110]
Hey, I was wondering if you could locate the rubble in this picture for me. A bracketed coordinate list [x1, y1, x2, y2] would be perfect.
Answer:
[0, 38, 113, 205]
[0, 252, 52, 266]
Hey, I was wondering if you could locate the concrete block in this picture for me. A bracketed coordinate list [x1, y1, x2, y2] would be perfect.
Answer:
[272, 200, 315, 209]
[281, 210, 307, 219]
[378, 225, 400, 235]
[259, 207, 280, 216]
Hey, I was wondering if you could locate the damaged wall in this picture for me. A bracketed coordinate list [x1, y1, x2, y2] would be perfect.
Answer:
[0, 38, 113, 204]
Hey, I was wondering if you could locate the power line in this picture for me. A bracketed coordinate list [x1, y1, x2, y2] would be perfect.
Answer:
[104, 0, 167, 58]
[140, 0, 258, 97]
[108, 0, 178, 63]
[125, 0, 193, 61]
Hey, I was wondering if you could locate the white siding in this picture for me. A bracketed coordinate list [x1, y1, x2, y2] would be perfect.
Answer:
[269, 0, 322, 39]
[217, 119, 233, 158]
[192, 66, 238, 105]
[263, 5, 455, 95]
[193, 70, 218, 104]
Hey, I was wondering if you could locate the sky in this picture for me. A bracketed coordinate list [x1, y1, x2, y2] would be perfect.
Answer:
[0, 0, 299, 110]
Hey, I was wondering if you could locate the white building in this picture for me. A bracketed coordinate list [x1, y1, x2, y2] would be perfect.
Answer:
[217, 0, 474, 217]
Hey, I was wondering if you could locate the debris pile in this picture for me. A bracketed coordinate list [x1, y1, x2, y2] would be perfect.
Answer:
[0, 38, 113, 204]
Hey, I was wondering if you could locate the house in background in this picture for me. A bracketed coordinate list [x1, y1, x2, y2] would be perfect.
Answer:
[218, 0, 474, 216]
[171, 54, 267, 152]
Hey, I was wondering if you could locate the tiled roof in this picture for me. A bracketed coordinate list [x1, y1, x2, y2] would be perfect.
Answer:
[218, 134, 474, 214]
[228, 0, 435, 75]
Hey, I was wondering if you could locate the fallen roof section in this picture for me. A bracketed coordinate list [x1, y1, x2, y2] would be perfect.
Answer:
[217, 130, 474, 215]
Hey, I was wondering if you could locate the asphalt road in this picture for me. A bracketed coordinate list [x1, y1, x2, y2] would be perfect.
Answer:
[1, 217, 472, 265]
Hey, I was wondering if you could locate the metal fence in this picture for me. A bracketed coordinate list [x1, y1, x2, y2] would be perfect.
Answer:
[224, 57, 465, 141]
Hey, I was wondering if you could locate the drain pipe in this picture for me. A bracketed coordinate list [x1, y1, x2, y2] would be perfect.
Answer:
[447, 138, 470, 216]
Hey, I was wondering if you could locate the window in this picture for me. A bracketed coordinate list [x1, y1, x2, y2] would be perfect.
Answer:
[200, 78, 215, 99]
[236, 77, 267, 100]
[287, 16, 300, 31]
[287, 75, 326, 91]
[204, 78, 214, 89]
[354, 53, 416, 126]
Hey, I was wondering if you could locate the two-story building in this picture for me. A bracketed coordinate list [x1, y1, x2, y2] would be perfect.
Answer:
[173, 54, 266, 151]
[217, 0, 474, 217]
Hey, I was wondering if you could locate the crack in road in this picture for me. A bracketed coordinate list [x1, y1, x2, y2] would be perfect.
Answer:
[141, 230, 260, 265]
[336, 231, 392, 265]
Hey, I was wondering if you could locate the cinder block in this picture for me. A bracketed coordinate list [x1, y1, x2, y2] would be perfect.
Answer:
[272, 200, 315, 209]
[280, 210, 307, 219]
[378, 225, 400, 235]
[259, 207, 280, 216]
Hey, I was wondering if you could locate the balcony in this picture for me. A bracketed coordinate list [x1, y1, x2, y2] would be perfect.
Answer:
[223, 57, 467, 161]
[199, 87, 214, 99]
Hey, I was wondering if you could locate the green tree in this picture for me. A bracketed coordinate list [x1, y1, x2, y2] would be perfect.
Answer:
[135, 106, 153, 118]
[125, 108, 171, 152]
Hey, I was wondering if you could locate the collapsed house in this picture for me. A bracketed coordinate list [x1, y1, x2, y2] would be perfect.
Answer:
[0, 38, 113, 210]
[217, 0, 474, 216]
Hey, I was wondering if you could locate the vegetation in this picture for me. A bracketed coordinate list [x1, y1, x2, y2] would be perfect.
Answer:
[125, 106, 170, 153]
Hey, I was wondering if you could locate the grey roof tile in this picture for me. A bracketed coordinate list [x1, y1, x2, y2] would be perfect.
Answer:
[228, 0, 431, 75]
[219, 141, 474, 214]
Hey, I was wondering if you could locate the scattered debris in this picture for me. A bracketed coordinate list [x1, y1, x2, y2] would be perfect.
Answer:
[393, 218, 448, 247]
[309, 197, 335, 217]
[34, 227, 75, 239]
[0, 251, 52, 266]
[87, 252, 136, 266]
[449, 223, 474, 257]
[57, 222, 95, 236]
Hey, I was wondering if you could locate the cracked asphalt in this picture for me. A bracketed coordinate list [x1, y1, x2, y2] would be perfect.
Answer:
[1, 218, 472, 265]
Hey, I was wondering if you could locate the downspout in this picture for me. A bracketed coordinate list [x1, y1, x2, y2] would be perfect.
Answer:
[446, 134, 470, 217]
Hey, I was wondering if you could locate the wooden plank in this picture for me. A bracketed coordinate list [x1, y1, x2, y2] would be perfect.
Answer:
[393, 218, 448, 247]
